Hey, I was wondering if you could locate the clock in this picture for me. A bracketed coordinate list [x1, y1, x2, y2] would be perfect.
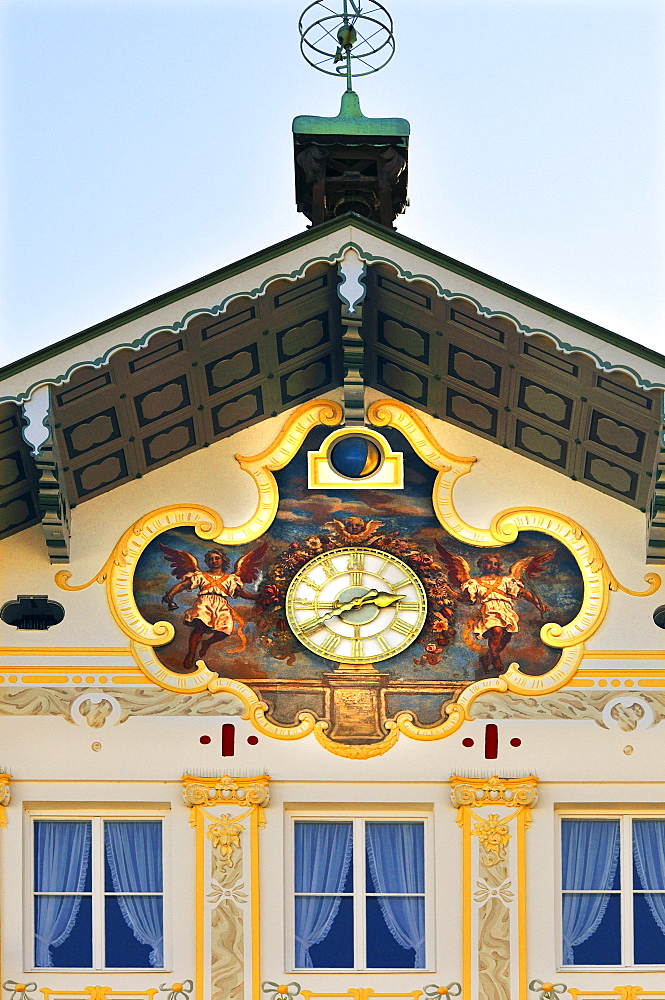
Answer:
[285, 546, 427, 664]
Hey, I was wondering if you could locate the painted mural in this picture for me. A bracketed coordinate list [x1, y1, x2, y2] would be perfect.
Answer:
[133, 428, 584, 733]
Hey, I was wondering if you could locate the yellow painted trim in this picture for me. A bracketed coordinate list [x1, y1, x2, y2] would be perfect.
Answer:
[517, 809, 527, 1000]
[308, 426, 404, 489]
[583, 650, 665, 659]
[195, 805, 204, 1000]
[0, 647, 132, 656]
[250, 806, 260, 1000]
[462, 805, 472, 1000]
[300, 993, 424, 1000]
[40, 992, 159, 1000]
[567, 991, 665, 999]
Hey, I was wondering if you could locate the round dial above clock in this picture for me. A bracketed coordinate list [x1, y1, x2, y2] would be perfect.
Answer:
[285, 546, 427, 664]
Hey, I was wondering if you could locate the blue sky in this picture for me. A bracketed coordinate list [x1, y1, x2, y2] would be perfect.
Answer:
[1, 0, 663, 368]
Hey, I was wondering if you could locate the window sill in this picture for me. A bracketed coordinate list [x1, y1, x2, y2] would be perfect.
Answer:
[28, 969, 170, 975]
[558, 966, 665, 974]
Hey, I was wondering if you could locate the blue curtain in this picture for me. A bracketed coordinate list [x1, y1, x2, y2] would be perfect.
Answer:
[294, 822, 352, 968]
[105, 822, 163, 967]
[633, 819, 665, 938]
[365, 822, 425, 968]
[561, 819, 620, 965]
[34, 820, 91, 967]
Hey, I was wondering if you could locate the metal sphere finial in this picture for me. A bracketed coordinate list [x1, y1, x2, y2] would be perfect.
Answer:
[298, 1, 395, 89]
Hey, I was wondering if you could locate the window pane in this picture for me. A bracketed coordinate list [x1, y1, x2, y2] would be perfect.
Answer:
[366, 895, 425, 969]
[633, 819, 665, 890]
[365, 822, 424, 893]
[34, 821, 92, 892]
[34, 895, 92, 968]
[295, 895, 353, 968]
[634, 893, 665, 964]
[104, 821, 163, 892]
[105, 896, 163, 968]
[294, 821, 353, 893]
[561, 820, 620, 890]
[562, 892, 621, 965]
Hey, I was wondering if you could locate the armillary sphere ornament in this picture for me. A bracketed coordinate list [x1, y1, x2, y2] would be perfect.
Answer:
[298, 0, 395, 88]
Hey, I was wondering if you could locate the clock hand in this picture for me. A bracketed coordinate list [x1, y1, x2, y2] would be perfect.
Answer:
[301, 590, 406, 631]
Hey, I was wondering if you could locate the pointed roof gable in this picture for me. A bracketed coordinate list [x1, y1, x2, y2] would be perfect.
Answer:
[1, 214, 664, 558]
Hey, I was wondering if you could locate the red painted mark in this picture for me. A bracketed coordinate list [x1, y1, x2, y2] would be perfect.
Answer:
[462, 738, 474, 747]
[221, 723, 235, 757]
[484, 723, 499, 760]
[247, 735, 259, 746]
[199, 735, 211, 745]
[510, 737, 522, 747]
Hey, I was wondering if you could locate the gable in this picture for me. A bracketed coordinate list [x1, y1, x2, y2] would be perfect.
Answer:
[1, 216, 663, 557]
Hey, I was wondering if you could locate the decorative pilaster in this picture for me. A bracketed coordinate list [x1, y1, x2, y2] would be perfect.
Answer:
[451, 774, 539, 1000]
[182, 774, 270, 1000]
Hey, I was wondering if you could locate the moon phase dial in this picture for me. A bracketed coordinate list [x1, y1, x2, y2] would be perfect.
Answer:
[285, 546, 427, 664]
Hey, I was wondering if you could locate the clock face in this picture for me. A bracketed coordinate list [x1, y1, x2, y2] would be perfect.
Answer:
[285, 546, 427, 663]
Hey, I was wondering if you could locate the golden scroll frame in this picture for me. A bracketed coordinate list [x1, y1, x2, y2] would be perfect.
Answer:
[56, 397, 660, 754]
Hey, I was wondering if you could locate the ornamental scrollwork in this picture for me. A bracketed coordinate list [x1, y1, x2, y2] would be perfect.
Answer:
[450, 774, 538, 811]
[181, 774, 270, 811]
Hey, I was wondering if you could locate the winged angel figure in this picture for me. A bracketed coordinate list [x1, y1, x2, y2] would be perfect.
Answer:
[434, 542, 553, 673]
[160, 541, 267, 671]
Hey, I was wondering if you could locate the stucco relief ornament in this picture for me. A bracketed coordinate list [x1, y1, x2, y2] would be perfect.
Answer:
[206, 814, 243, 867]
[261, 984, 301, 1000]
[207, 879, 247, 906]
[472, 814, 511, 864]
[58, 397, 661, 756]
[473, 877, 514, 904]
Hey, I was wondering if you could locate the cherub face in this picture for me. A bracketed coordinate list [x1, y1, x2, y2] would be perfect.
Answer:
[205, 550, 227, 571]
[344, 517, 365, 535]
[478, 554, 503, 576]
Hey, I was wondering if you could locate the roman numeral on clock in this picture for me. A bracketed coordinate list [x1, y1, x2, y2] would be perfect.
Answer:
[390, 617, 415, 637]
[300, 617, 324, 635]
[397, 601, 420, 612]
[377, 635, 392, 654]
[319, 633, 341, 654]
[321, 560, 337, 579]
[347, 550, 365, 586]
[351, 638, 364, 660]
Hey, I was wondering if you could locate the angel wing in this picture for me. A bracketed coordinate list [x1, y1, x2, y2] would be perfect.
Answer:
[363, 519, 384, 535]
[159, 542, 200, 579]
[323, 519, 346, 534]
[509, 550, 555, 581]
[233, 540, 269, 584]
[434, 540, 472, 588]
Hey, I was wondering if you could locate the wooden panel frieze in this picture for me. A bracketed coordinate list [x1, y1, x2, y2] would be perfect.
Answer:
[48, 262, 342, 505]
[364, 263, 662, 511]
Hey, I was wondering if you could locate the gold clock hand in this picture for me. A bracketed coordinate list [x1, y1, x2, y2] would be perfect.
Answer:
[300, 590, 409, 634]
[302, 590, 380, 631]
[366, 592, 406, 608]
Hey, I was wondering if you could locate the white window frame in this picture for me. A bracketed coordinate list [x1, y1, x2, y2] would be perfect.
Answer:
[24, 806, 170, 973]
[286, 808, 434, 974]
[557, 809, 665, 972]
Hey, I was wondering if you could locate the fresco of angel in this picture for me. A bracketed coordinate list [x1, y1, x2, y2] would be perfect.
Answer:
[434, 542, 553, 673]
[160, 541, 268, 671]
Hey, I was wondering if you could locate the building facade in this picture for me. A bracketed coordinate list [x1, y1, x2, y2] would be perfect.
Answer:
[1, 160, 665, 1000]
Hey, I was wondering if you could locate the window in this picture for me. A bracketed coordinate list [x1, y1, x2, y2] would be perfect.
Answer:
[561, 815, 665, 967]
[291, 816, 427, 971]
[31, 816, 164, 970]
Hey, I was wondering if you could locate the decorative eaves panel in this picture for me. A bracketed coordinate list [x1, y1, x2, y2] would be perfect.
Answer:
[363, 263, 661, 511]
[0, 401, 40, 540]
[50, 263, 343, 505]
